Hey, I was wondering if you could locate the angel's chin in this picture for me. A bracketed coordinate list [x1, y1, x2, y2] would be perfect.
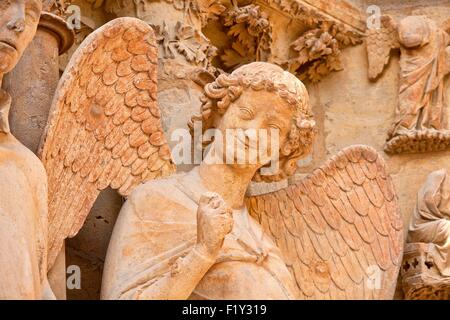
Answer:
[399, 36, 423, 48]
[0, 47, 18, 75]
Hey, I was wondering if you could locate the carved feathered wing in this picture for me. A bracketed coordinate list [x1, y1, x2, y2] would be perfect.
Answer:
[366, 15, 400, 80]
[246, 145, 403, 299]
[39, 18, 176, 268]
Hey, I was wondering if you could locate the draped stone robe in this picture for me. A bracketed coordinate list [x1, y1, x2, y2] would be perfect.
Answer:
[388, 23, 450, 139]
[408, 169, 450, 277]
[101, 172, 299, 300]
[0, 90, 53, 299]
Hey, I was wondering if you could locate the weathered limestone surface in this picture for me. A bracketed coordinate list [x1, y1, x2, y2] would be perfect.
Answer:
[0, 0, 55, 300]
[1, 0, 449, 300]
[3, 28, 59, 153]
[3, 10, 73, 153]
[306, 2, 450, 237]
[66, 188, 123, 300]
[54, 0, 450, 300]
[101, 62, 402, 300]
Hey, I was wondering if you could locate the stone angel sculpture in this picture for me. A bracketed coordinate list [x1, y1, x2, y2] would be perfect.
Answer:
[366, 15, 450, 154]
[38, 17, 175, 270]
[100, 62, 404, 300]
[401, 169, 450, 299]
[0, 0, 56, 299]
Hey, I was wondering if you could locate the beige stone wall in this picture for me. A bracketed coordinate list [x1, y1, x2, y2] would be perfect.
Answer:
[66, 188, 123, 300]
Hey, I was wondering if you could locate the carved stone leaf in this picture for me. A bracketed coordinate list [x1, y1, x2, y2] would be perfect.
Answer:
[221, 42, 253, 68]
[175, 23, 196, 40]
[175, 41, 197, 62]
[208, 3, 226, 16]
[220, 4, 272, 69]
[197, 0, 227, 17]
[228, 23, 254, 51]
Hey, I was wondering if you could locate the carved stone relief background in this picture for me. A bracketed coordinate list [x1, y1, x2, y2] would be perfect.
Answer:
[62, 0, 450, 300]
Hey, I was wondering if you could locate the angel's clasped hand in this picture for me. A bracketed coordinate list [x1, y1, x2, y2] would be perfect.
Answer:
[196, 192, 234, 259]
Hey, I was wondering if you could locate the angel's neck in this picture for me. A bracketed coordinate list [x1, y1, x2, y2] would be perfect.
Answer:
[196, 162, 257, 209]
[0, 77, 11, 135]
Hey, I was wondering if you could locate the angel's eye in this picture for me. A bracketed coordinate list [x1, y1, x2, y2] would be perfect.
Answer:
[239, 107, 254, 120]
[268, 124, 281, 131]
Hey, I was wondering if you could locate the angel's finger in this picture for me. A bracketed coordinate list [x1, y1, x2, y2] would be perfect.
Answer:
[211, 195, 226, 209]
[199, 192, 218, 206]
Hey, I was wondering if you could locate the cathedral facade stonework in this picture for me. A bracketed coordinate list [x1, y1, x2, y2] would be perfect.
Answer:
[0, 0, 450, 300]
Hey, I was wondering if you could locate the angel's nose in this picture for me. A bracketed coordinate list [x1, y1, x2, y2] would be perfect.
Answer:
[7, 18, 26, 33]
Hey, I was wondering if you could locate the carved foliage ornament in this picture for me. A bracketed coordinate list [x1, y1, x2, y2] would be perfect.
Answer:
[289, 21, 361, 83]
[153, 21, 218, 70]
[248, 0, 363, 82]
[85, 0, 226, 73]
[85, 0, 226, 23]
[219, 4, 272, 70]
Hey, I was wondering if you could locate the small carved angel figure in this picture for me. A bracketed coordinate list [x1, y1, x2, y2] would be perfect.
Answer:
[0, 0, 55, 299]
[100, 62, 403, 300]
[408, 169, 450, 275]
[367, 15, 450, 154]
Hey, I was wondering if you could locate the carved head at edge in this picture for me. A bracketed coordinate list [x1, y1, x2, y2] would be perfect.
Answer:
[189, 62, 316, 183]
[0, 0, 42, 77]
[398, 15, 434, 49]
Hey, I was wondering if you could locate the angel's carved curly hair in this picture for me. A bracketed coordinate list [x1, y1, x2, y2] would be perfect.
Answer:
[189, 62, 316, 182]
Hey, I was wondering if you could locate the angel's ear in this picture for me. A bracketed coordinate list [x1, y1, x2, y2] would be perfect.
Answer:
[297, 119, 316, 150]
[278, 120, 314, 173]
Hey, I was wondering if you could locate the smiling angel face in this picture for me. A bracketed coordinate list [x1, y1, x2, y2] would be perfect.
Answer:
[0, 0, 42, 76]
[191, 62, 316, 182]
[214, 89, 294, 170]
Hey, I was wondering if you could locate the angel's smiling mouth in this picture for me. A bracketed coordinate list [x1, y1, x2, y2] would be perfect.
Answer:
[0, 40, 17, 51]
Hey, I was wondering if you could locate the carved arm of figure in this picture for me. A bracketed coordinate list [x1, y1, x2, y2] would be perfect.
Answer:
[123, 193, 233, 300]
